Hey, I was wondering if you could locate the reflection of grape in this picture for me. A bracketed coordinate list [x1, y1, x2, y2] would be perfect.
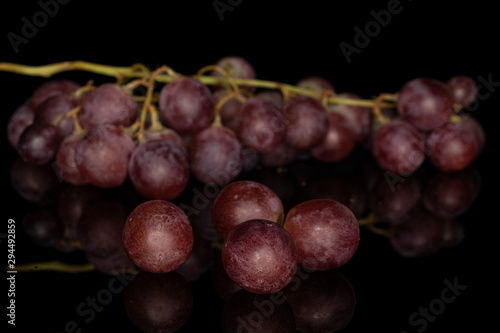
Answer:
[123, 200, 193, 273]
[284, 199, 359, 271]
[212, 180, 284, 237]
[124, 270, 193, 333]
[222, 219, 298, 294]
[10, 158, 59, 202]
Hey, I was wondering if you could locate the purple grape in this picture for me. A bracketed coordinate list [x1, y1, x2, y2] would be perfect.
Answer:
[255, 90, 284, 109]
[282, 96, 329, 151]
[31, 79, 80, 110]
[283, 199, 359, 271]
[34, 94, 77, 137]
[128, 140, 190, 200]
[397, 78, 454, 131]
[122, 200, 194, 273]
[75, 124, 135, 188]
[17, 123, 62, 165]
[296, 76, 335, 93]
[10, 158, 60, 202]
[259, 141, 297, 168]
[328, 92, 373, 142]
[79, 83, 138, 131]
[372, 119, 425, 175]
[189, 126, 242, 185]
[426, 118, 480, 171]
[55, 133, 87, 185]
[143, 128, 188, 156]
[234, 97, 286, 152]
[212, 180, 284, 237]
[446, 76, 477, 108]
[212, 89, 242, 130]
[222, 219, 298, 294]
[211, 55, 256, 93]
[310, 112, 355, 163]
[7, 99, 34, 149]
[159, 76, 214, 134]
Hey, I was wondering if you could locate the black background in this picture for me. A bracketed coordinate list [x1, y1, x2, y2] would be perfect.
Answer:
[1, 0, 499, 332]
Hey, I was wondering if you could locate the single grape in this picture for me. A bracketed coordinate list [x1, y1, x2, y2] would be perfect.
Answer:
[423, 167, 480, 219]
[457, 115, 485, 153]
[211, 55, 256, 93]
[55, 133, 88, 185]
[212, 89, 242, 130]
[328, 92, 373, 142]
[128, 140, 190, 200]
[159, 76, 214, 134]
[189, 126, 242, 185]
[310, 112, 355, 163]
[255, 90, 284, 109]
[122, 200, 193, 273]
[282, 96, 329, 151]
[124, 271, 193, 333]
[143, 128, 188, 156]
[446, 76, 477, 108]
[75, 124, 135, 188]
[372, 119, 425, 176]
[222, 219, 298, 294]
[283, 199, 359, 271]
[221, 289, 296, 333]
[296, 76, 335, 93]
[212, 180, 284, 237]
[397, 78, 454, 131]
[17, 123, 62, 165]
[79, 83, 138, 131]
[7, 99, 34, 149]
[34, 94, 77, 137]
[31, 79, 80, 110]
[426, 118, 479, 172]
[369, 174, 421, 224]
[234, 97, 286, 152]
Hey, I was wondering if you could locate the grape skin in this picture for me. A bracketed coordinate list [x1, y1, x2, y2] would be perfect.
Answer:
[283, 199, 360, 271]
[122, 200, 194, 274]
[34, 94, 77, 137]
[328, 92, 372, 142]
[310, 112, 355, 163]
[282, 96, 329, 151]
[17, 123, 62, 165]
[446, 76, 477, 108]
[128, 140, 190, 201]
[222, 219, 298, 294]
[212, 180, 284, 237]
[397, 78, 454, 131]
[372, 119, 425, 176]
[75, 124, 136, 188]
[7, 100, 34, 149]
[159, 77, 214, 134]
[31, 79, 80, 110]
[189, 126, 242, 185]
[55, 133, 88, 185]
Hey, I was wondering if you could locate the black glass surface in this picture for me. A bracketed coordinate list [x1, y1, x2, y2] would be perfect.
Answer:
[2, 1, 498, 332]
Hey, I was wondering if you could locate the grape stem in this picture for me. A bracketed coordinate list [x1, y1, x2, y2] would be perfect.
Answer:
[9, 261, 95, 273]
[0, 61, 397, 110]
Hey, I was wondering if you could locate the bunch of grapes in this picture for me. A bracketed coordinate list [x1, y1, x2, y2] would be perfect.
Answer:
[5, 57, 484, 202]
[3, 58, 485, 297]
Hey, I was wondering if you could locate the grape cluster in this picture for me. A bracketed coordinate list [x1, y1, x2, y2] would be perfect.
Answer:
[6, 57, 485, 206]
